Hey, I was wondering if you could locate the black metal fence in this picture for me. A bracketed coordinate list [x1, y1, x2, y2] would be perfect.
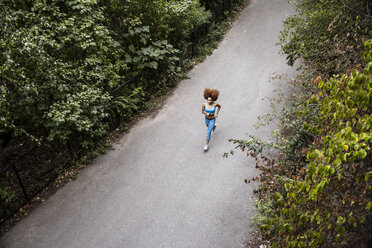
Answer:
[0, 0, 242, 225]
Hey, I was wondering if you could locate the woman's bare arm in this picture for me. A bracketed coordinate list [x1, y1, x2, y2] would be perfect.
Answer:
[202, 103, 208, 116]
[215, 103, 221, 116]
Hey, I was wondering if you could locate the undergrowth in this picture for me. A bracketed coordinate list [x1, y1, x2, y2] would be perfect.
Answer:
[230, 40, 372, 247]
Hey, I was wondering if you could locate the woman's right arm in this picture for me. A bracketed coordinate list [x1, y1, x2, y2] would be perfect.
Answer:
[202, 103, 208, 116]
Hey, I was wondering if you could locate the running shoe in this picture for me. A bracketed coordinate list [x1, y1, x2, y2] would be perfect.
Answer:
[204, 145, 208, 151]
[213, 124, 217, 132]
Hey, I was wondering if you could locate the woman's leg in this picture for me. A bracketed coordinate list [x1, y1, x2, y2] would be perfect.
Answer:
[205, 118, 209, 127]
[206, 118, 215, 143]
[205, 118, 210, 144]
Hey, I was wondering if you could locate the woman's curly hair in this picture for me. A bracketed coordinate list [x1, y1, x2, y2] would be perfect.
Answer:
[203, 88, 219, 101]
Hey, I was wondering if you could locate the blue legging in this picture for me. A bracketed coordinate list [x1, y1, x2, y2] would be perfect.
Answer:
[205, 118, 215, 140]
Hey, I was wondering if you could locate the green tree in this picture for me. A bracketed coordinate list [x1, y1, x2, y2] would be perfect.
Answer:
[0, 0, 130, 148]
[279, 0, 371, 77]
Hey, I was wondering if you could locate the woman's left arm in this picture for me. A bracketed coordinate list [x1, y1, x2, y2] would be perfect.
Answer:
[215, 103, 221, 117]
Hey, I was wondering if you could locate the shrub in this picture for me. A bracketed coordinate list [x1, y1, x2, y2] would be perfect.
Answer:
[279, 0, 371, 77]
[232, 40, 372, 247]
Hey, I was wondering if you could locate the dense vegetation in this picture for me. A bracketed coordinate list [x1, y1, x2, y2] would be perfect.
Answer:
[0, 0, 239, 220]
[0, 0, 213, 152]
[279, 0, 371, 76]
[229, 0, 372, 247]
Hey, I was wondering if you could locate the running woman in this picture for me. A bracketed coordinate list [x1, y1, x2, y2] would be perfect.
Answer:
[201, 88, 221, 151]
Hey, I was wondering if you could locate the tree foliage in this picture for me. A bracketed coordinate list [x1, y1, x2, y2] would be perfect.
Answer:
[1, 0, 243, 220]
[200, 0, 223, 10]
[279, 0, 371, 76]
[230, 0, 372, 246]
[233, 41, 372, 247]
[0, 0, 210, 151]
[274, 42, 372, 247]
[0, 0, 125, 147]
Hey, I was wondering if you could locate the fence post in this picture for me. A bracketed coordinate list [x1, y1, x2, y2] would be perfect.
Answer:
[12, 164, 29, 202]
[67, 141, 73, 160]
[222, 0, 225, 16]
[228, 0, 231, 10]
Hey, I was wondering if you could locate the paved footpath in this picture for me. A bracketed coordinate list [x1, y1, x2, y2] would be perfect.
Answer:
[0, 0, 296, 247]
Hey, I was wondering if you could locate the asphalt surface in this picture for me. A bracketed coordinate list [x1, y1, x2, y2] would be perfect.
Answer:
[0, 0, 296, 247]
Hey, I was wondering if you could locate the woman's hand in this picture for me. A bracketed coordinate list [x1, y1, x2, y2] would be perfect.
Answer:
[214, 114, 218, 118]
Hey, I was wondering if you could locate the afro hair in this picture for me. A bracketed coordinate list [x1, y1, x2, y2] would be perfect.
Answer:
[203, 88, 220, 101]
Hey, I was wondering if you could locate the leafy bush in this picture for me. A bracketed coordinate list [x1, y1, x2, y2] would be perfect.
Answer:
[270, 41, 372, 247]
[102, 0, 210, 97]
[228, 0, 372, 246]
[200, 0, 223, 10]
[232, 40, 372, 247]
[0, 0, 243, 220]
[279, 0, 371, 77]
[0, 0, 127, 148]
[0, 0, 211, 151]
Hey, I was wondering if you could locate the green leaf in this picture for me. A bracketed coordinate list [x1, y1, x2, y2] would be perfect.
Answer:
[358, 149, 367, 159]
[129, 44, 136, 53]
[365, 171, 372, 181]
